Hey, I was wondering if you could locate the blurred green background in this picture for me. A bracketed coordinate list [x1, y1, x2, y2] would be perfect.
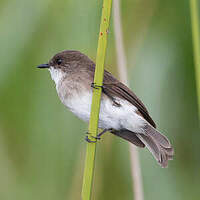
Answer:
[0, 0, 199, 199]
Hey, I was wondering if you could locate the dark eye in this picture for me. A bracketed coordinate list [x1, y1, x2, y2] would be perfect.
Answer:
[56, 58, 62, 65]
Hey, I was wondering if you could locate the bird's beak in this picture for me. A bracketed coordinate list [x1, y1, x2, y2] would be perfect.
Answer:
[37, 63, 49, 69]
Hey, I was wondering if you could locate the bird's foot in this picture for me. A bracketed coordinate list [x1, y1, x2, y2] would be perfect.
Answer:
[91, 82, 103, 90]
[85, 129, 113, 143]
[85, 132, 101, 143]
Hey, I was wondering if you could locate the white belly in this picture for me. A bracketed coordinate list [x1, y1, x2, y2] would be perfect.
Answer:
[59, 90, 145, 133]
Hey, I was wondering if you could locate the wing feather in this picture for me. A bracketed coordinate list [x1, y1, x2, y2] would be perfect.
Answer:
[87, 65, 156, 128]
[102, 70, 156, 128]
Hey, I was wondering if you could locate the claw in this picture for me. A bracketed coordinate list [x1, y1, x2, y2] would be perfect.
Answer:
[85, 136, 97, 143]
[91, 82, 103, 90]
[85, 129, 113, 143]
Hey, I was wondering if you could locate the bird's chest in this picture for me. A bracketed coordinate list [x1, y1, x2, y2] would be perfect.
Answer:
[57, 82, 93, 122]
[65, 93, 93, 122]
[56, 84, 117, 129]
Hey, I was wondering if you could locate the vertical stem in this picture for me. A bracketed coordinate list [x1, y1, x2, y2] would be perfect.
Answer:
[81, 1, 112, 200]
[113, 1, 144, 200]
[190, 0, 200, 116]
[113, 0, 128, 85]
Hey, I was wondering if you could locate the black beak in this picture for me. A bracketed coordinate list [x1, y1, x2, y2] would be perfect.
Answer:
[37, 63, 49, 69]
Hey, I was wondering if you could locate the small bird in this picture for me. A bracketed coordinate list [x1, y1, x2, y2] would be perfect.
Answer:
[37, 50, 174, 167]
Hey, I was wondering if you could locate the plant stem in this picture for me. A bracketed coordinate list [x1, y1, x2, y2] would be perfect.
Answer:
[113, 1, 144, 200]
[190, 0, 200, 116]
[81, 1, 112, 199]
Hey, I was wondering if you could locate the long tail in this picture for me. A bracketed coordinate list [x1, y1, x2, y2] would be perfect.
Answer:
[111, 125, 174, 168]
[137, 124, 174, 168]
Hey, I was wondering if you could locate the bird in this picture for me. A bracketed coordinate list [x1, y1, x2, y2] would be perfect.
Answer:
[37, 50, 174, 167]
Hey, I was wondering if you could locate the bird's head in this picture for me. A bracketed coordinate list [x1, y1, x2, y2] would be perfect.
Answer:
[37, 50, 94, 85]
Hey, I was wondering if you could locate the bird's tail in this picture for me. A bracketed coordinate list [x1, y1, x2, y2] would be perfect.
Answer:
[112, 129, 145, 148]
[111, 124, 174, 167]
[137, 124, 174, 168]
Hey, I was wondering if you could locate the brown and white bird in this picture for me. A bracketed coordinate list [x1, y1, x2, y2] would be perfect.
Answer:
[37, 50, 174, 167]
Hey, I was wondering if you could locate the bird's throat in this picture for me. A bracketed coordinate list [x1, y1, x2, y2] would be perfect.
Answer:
[49, 67, 64, 85]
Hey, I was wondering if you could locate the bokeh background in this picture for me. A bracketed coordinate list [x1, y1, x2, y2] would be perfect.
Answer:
[0, 0, 199, 199]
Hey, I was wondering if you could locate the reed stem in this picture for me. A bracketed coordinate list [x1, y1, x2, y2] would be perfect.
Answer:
[113, 1, 144, 200]
[81, 1, 112, 199]
[190, 0, 200, 117]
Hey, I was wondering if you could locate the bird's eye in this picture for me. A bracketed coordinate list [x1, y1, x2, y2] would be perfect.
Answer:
[56, 58, 62, 65]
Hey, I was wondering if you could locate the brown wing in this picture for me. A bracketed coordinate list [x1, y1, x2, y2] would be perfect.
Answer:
[102, 70, 156, 128]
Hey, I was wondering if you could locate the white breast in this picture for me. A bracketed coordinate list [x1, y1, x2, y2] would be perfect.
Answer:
[63, 92, 93, 123]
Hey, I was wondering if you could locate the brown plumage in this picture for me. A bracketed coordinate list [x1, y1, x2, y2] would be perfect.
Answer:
[38, 50, 174, 167]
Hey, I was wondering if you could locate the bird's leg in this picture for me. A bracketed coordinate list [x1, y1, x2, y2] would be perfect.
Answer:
[96, 128, 112, 139]
[85, 129, 113, 143]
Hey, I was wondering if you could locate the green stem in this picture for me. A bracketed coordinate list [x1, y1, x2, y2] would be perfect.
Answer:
[190, 0, 200, 117]
[81, 0, 112, 199]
